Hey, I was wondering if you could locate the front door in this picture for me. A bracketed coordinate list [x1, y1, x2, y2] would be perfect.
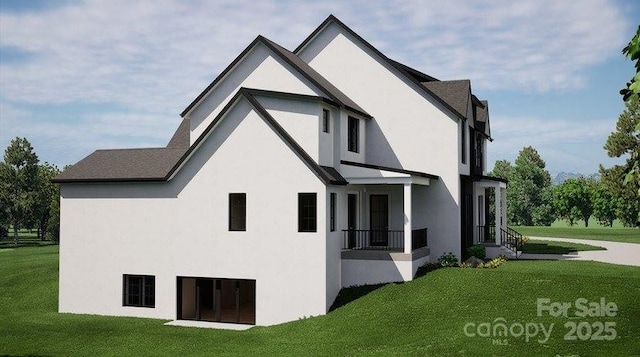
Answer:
[370, 194, 389, 246]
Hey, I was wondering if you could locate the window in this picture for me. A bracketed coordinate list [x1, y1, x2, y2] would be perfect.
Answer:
[330, 193, 336, 232]
[229, 193, 246, 231]
[348, 116, 359, 153]
[322, 109, 330, 133]
[461, 119, 467, 164]
[298, 193, 317, 232]
[123, 275, 155, 308]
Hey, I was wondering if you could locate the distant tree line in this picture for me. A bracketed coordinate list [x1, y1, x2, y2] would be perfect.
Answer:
[490, 96, 639, 228]
[0, 137, 62, 244]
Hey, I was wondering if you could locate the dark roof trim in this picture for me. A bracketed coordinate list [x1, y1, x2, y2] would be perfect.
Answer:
[244, 88, 370, 120]
[53, 177, 166, 184]
[295, 15, 465, 121]
[389, 59, 438, 82]
[341, 160, 439, 180]
[474, 174, 508, 184]
[181, 35, 371, 119]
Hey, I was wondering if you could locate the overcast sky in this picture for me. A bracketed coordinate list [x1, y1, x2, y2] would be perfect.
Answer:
[0, 0, 638, 176]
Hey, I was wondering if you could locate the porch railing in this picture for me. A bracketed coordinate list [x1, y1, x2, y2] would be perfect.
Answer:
[501, 227, 522, 258]
[477, 225, 496, 243]
[342, 228, 428, 251]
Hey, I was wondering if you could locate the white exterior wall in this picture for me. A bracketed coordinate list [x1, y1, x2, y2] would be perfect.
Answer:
[59, 100, 329, 326]
[188, 43, 320, 143]
[256, 95, 321, 163]
[339, 111, 366, 163]
[325, 188, 346, 309]
[299, 25, 461, 259]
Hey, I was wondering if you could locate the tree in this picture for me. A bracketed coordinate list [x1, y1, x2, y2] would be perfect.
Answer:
[34, 163, 60, 240]
[599, 164, 640, 227]
[592, 182, 618, 227]
[553, 178, 595, 227]
[0, 138, 40, 245]
[489, 147, 554, 226]
[620, 25, 640, 102]
[509, 147, 555, 226]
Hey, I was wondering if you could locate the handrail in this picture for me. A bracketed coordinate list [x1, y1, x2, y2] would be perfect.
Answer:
[342, 228, 428, 251]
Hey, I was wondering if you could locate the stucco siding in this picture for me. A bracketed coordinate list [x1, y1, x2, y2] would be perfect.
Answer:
[188, 43, 319, 144]
[299, 24, 461, 259]
[59, 100, 329, 326]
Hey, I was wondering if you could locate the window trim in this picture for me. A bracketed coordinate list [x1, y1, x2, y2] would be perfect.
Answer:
[348, 116, 359, 153]
[123, 274, 155, 308]
[322, 109, 330, 133]
[229, 193, 247, 231]
[298, 193, 317, 232]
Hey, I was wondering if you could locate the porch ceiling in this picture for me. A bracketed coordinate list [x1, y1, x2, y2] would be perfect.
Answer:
[339, 163, 431, 185]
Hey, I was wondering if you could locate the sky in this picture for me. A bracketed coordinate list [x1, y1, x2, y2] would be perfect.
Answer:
[0, 0, 638, 177]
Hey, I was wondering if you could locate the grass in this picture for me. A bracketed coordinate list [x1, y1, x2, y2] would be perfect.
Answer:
[521, 239, 606, 254]
[0, 228, 57, 249]
[514, 226, 640, 244]
[1, 247, 640, 356]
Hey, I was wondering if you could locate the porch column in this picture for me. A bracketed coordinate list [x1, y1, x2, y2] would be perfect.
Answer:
[494, 186, 501, 245]
[501, 187, 507, 230]
[403, 183, 412, 254]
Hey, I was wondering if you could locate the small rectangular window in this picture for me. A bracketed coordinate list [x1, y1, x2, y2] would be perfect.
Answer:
[298, 193, 317, 232]
[322, 109, 330, 133]
[330, 193, 336, 232]
[461, 119, 467, 164]
[229, 193, 246, 231]
[123, 275, 155, 308]
[348, 116, 359, 153]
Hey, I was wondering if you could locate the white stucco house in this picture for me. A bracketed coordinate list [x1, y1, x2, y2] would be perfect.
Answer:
[53, 15, 516, 326]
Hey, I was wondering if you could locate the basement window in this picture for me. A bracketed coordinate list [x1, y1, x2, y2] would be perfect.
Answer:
[123, 274, 155, 308]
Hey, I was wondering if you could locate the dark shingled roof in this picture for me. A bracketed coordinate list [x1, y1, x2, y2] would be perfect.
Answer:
[166, 118, 190, 149]
[52, 148, 187, 183]
[422, 80, 470, 120]
[181, 36, 370, 119]
[476, 100, 491, 139]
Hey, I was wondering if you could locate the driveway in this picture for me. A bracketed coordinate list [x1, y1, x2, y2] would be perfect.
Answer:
[520, 237, 640, 267]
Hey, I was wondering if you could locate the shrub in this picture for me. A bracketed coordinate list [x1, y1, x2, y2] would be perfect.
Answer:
[438, 252, 459, 267]
[478, 255, 507, 269]
[467, 245, 486, 259]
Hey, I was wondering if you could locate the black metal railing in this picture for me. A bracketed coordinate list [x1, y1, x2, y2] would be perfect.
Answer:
[477, 225, 496, 243]
[501, 227, 523, 258]
[342, 228, 428, 251]
[412, 228, 428, 250]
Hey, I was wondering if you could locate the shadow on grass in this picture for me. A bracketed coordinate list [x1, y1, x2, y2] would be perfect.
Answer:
[0, 238, 57, 250]
[521, 242, 604, 255]
[329, 263, 444, 312]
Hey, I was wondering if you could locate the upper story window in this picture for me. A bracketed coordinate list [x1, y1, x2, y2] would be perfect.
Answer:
[461, 119, 467, 164]
[348, 116, 359, 153]
[123, 274, 155, 308]
[298, 193, 317, 232]
[229, 193, 246, 231]
[322, 109, 330, 133]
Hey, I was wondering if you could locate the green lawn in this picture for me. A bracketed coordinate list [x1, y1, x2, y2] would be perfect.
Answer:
[521, 239, 606, 254]
[514, 226, 640, 244]
[1, 246, 639, 356]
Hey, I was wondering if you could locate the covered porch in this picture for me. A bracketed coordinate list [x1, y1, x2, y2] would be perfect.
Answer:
[338, 161, 435, 286]
[473, 177, 522, 257]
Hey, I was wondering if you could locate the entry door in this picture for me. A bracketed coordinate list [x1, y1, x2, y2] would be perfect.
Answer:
[347, 194, 357, 248]
[370, 195, 389, 246]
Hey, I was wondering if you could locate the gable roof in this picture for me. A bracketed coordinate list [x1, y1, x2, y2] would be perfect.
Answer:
[181, 35, 370, 119]
[166, 117, 190, 149]
[295, 15, 486, 122]
[475, 100, 491, 139]
[422, 80, 471, 120]
[54, 88, 347, 186]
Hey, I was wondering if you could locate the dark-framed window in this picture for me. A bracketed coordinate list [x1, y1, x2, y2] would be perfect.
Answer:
[229, 193, 246, 231]
[348, 116, 359, 153]
[322, 109, 330, 133]
[461, 119, 467, 164]
[298, 193, 317, 232]
[330, 192, 336, 232]
[123, 274, 155, 308]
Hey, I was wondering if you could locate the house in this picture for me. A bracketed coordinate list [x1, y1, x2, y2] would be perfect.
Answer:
[53, 15, 514, 327]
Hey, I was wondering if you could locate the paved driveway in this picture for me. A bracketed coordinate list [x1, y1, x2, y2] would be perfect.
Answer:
[520, 237, 640, 267]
